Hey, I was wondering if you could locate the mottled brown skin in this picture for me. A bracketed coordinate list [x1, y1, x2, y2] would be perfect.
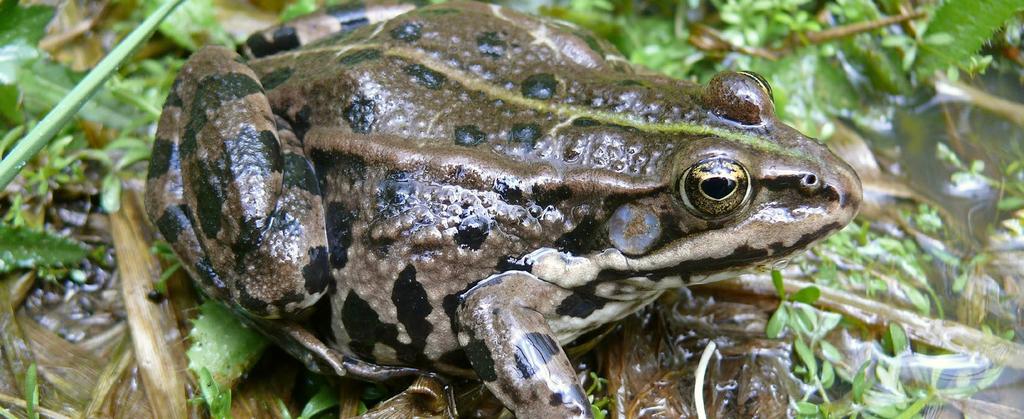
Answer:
[146, 2, 862, 418]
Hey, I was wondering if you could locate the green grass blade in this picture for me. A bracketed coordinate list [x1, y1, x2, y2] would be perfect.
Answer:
[0, 0, 186, 190]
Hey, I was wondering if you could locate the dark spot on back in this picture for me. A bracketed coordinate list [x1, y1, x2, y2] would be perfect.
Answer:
[377, 171, 418, 217]
[463, 336, 498, 382]
[148, 138, 175, 180]
[342, 290, 399, 360]
[390, 21, 422, 42]
[344, 94, 376, 134]
[191, 161, 225, 239]
[454, 125, 486, 146]
[236, 284, 271, 316]
[310, 149, 367, 192]
[260, 67, 293, 90]
[272, 26, 300, 53]
[301, 246, 330, 295]
[521, 73, 557, 100]
[572, 117, 600, 127]
[195, 257, 226, 290]
[281, 153, 319, 194]
[164, 79, 184, 108]
[291, 105, 312, 140]
[477, 31, 506, 58]
[574, 31, 604, 55]
[496, 255, 532, 272]
[509, 123, 541, 147]
[155, 204, 190, 244]
[513, 332, 560, 379]
[324, 201, 356, 269]
[533, 184, 572, 206]
[555, 216, 605, 254]
[181, 73, 263, 157]
[493, 177, 523, 204]
[391, 265, 433, 349]
[555, 292, 607, 318]
[418, 8, 460, 16]
[404, 64, 446, 89]
[437, 349, 470, 368]
[338, 49, 382, 66]
[455, 215, 490, 250]
[326, 3, 369, 32]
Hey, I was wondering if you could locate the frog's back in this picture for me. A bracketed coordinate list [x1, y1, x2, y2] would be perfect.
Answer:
[249, 1, 707, 179]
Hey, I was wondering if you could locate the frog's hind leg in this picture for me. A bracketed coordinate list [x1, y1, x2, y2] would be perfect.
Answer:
[243, 2, 416, 57]
[151, 45, 427, 384]
[166, 46, 330, 319]
[457, 272, 592, 419]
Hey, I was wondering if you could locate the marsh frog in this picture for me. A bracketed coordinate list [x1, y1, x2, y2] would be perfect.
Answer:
[145, 2, 861, 417]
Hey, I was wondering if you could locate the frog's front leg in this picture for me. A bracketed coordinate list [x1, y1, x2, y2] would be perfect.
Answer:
[457, 272, 592, 419]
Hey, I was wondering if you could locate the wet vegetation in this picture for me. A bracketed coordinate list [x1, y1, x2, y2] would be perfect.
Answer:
[1, 0, 1023, 417]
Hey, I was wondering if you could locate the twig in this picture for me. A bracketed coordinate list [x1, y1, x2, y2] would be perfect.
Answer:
[0, 392, 71, 419]
[111, 189, 188, 418]
[801, 11, 926, 45]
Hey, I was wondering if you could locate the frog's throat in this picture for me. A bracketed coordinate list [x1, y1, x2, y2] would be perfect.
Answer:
[258, 43, 821, 165]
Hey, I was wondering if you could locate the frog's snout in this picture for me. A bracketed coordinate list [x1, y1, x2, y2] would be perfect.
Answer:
[821, 153, 863, 222]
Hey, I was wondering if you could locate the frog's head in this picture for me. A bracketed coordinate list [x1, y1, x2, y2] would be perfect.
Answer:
[606, 71, 862, 281]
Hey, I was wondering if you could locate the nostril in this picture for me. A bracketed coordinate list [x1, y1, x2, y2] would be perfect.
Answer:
[801, 174, 819, 188]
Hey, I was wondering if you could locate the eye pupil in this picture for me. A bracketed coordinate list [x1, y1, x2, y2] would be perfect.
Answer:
[700, 177, 736, 200]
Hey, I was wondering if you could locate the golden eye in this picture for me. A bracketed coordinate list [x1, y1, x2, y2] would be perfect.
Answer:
[736, 70, 773, 104]
[680, 158, 751, 218]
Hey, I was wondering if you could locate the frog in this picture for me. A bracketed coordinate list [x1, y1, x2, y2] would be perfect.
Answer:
[144, 1, 862, 417]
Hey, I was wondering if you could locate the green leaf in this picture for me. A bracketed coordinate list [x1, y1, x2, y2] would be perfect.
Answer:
[0, 225, 88, 273]
[766, 304, 788, 338]
[197, 367, 233, 419]
[916, 0, 1024, 77]
[791, 286, 820, 304]
[852, 362, 869, 402]
[819, 340, 842, 363]
[795, 401, 818, 416]
[298, 384, 339, 419]
[0, 84, 19, 124]
[794, 338, 817, 377]
[0, 0, 54, 46]
[886, 323, 909, 355]
[187, 301, 269, 388]
[0, 42, 40, 85]
[23, 363, 38, 419]
[820, 360, 835, 389]
[100, 174, 123, 213]
[771, 270, 785, 299]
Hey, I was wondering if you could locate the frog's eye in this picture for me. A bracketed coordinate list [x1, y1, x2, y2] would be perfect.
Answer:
[736, 71, 773, 104]
[679, 158, 751, 218]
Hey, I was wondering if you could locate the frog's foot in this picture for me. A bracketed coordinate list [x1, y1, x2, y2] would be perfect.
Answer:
[457, 272, 592, 419]
[243, 3, 415, 58]
[242, 315, 431, 383]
